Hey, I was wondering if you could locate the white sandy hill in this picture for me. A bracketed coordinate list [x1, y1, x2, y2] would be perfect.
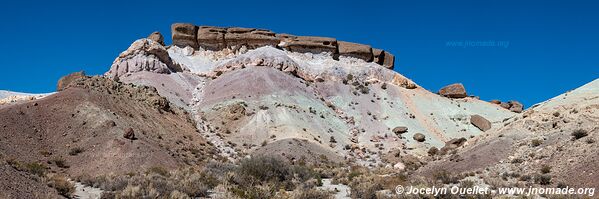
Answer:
[0, 90, 51, 106]
[106, 39, 515, 167]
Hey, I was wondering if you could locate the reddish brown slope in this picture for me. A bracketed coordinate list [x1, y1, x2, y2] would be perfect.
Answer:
[0, 76, 217, 178]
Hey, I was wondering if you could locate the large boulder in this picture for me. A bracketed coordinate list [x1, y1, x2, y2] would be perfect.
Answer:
[224, 27, 279, 50]
[392, 126, 408, 136]
[439, 83, 467, 98]
[508, 101, 523, 113]
[171, 23, 198, 49]
[147, 31, 164, 46]
[57, 71, 86, 91]
[413, 133, 426, 142]
[197, 26, 226, 51]
[470, 114, 491, 131]
[123, 128, 136, 140]
[338, 41, 373, 62]
[278, 34, 338, 56]
[489, 99, 501, 104]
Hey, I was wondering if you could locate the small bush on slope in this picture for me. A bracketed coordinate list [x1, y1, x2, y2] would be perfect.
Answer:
[228, 155, 319, 198]
[47, 175, 75, 198]
[571, 129, 588, 140]
[78, 167, 218, 198]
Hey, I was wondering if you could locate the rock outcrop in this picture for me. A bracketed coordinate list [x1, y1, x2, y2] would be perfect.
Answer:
[64, 75, 171, 112]
[196, 26, 226, 51]
[147, 31, 164, 46]
[225, 27, 279, 50]
[57, 71, 86, 91]
[470, 114, 491, 131]
[440, 137, 467, 154]
[171, 23, 198, 49]
[508, 101, 523, 113]
[338, 41, 373, 62]
[169, 23, 396, 69]
[105, 39, 183, 79]
[372, 48, 395, 69]
[489, 99, 524, 113]
[381, 51, 395, 69]
[439, 83, 467, 98]
[279, 35, 338, 55]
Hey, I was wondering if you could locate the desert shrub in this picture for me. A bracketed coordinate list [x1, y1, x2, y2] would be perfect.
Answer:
[531, 139, 543, 147]
[237, 156, 313, 184]
[6, 159, 47, 176]
[68, 147, 84, 156]
[79, 174, 129, 191]
[229, 184, 276, 199]
[48, 175, 75, 197]
[23, 162, 47, 176]
[557, 182, 569, 189]
[294, 188, 333, 199]
[169, 190, 191, 199]
[534, 174, 551, 185]
[147, 166, 169, 176]
[347, 171, 362, 181]
[511, 158, 524, 164]
[230, 156, 317, 198]
[433, 170, 459, 184]
[540, 165, 552, 174]
[118, 185, 143, 198]
[586, 138, 596, 144]
[172, 168, 218, 197]
[571, 129, 588, 140]
[204, 161, 235, 178]
[460, 180, 475, 188]
[350, 180, 382, 199]
[51, 158, 69, 168]
[99, 192, 116, 199]
[519, 175, 531, 181]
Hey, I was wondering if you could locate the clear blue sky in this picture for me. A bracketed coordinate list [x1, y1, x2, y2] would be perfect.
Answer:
[1, 0, 598, 107]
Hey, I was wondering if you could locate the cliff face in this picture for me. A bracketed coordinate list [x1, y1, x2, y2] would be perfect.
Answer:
[103, 23, 516, 167]
[171, 23, 396, 69]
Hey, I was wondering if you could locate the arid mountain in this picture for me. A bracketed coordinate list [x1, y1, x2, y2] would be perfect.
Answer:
[105, 24, 516, 168]
[0, 23, 596, 198]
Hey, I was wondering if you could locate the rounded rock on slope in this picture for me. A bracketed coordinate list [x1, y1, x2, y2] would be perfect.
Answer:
[147, 31, 164, 46]
[123, 128, 136, 140]
[489, 99, 501, 104]
[413, 133, 426, 142]
[508, 101, 523, 113]
[438, 83, 467, 98]
[470, 114, 492, 131]
[392, 126, 408, 136]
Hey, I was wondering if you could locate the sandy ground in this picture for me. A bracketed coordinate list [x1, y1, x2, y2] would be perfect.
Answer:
[70, 179, 103, 199]
[319, 178, 351, 199]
